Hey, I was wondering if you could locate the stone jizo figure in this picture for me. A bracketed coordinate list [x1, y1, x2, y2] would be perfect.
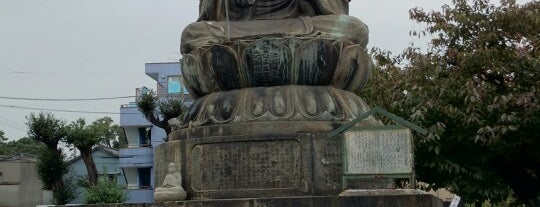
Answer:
[181, 0, 368, 53]
[154, 163, 187, 201]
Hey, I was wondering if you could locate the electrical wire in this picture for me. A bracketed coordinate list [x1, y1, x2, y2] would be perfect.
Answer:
[0, 119, 27, 131]
[0, 92, 187, 102]
[0, 104, 141, 115]
[0, 115, 27, 130]
[0, 95, 136, 101]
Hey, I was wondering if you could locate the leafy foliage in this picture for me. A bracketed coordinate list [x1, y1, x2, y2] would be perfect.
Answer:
[27, 113, 67, 149]
[35, 149, 69, 190]
[137, 90, 188, 139]
[66, 119, 100, 151]
[361, 0, 540, 205]
[0, 137, 45, 157]
[0, 130, 6, 143]
[65, 119, 101, 186]
[0, 130, 7, 154]
[26, 112, 71, 204]
[53, 174, 77, 205]
[91, 117, 126, 148]
[84, 170, 127, 204]
[25, 113, 125, 203]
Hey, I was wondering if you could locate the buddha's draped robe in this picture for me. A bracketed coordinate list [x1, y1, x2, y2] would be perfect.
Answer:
[182, 0, 367, 53]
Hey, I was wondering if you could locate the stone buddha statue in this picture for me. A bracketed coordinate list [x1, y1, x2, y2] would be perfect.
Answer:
[180, 0, 373, 125]
[181, 0, 368, 53]
[154, 163, 187, 201]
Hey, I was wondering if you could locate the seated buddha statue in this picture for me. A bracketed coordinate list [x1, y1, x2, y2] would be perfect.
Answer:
[154, 163, 187, 201]
[181, 0, 369, 54]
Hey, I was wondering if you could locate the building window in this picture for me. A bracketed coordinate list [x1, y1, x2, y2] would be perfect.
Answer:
[108, 174, 116, 182]
[138, 127, 151, 147]
[138, 168, 151, 189]
[167, 76, 181, 95]
[168, 75, 190, 95]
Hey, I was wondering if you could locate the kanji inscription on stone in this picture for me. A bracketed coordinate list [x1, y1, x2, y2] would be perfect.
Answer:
[244, 40, 289, 86]
[344, 128, 412, 175]
[191, 140, 301, 191]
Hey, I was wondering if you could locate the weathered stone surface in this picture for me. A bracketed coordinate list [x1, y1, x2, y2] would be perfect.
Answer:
[202, 45, 241, 91]
[155, 141, 183, 189]
[182, 134, 313, 199]
[182, 85, 374, 127]
[244, 39, 291, 87]
[65, 194, 443, 207]
[155, 163, 187, 202]
[296, 39, 338, 85]
[344, 129, 413, 175]
[181, 38, 371, 97]
[191, 140, 302, 190]
[171, 121, 374, 141]
[162, 120, 409, 201]
[338, 189, 426, 197]
[197, 0, 350, 21]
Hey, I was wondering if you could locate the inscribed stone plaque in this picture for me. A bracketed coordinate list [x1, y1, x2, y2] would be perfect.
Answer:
[344, 128, 412, 175]
[190, 140, 301, 191]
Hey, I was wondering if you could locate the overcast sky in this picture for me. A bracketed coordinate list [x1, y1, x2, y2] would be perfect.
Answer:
[0, 0, 528, 140]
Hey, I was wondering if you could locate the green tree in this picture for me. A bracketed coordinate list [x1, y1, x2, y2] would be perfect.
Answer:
[85, 169, 127, 204]
[0, 130, 7, 154]
[137, 90, 188, 139]
[89, 117, 126, 149]
[0, 130, 6, 143]
[27, 112, 73, 204]
[0, 137, 45, 157]
[362, 0, 540, 205]
[55, 174, 78, 205]
[65, 119, 101, 186]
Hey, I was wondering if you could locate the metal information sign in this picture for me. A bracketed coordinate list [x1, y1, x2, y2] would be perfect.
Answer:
[327, 107, 427, 189]
[343, 126, 413, 177]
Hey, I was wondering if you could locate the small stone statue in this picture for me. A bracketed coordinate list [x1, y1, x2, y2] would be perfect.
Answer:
[154, 163, 187, 201]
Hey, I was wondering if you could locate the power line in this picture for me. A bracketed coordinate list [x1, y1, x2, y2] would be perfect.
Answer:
[0, 92, 189, 102]
[0, 104, 141, 115]
[0, 95, 136, 101]
[0, 122, 26, 131]
[0, 119, 27, 131]
[0, 115, 27, 130]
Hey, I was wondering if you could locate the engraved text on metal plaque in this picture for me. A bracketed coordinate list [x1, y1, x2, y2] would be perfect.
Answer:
[344, 128, 412, 175]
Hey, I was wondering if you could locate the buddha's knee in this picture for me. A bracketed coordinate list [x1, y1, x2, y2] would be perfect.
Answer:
[313, 14, 369, 46]
[181, 22, 219, 53]
[330, 15, 369, 46]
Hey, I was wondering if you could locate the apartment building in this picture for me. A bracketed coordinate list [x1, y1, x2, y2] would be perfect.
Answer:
[118, 62, 191, 203]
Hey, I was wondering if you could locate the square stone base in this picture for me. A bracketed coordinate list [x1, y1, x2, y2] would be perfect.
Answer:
[82, 195, 442, 207]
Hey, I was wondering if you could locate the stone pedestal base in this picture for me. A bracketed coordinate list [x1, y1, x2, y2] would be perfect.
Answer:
[155, 121, 398, 200]
[96, 195, 442, 207]
[154, 187, 187, 202]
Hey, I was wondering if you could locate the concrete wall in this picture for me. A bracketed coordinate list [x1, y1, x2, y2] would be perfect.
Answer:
[120, 107, 151, 127]
[124, 127, 143, 147]
[119, 148, 154, 168]
[150, 127, 167, 145]
[0, 185, 20, 206]
[0, 161, 21, 183]
[19, 161, 44, 207]
[125, 189, 154, 204]
[0, 159, 49, 207]
[123, 168, 138, 189]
